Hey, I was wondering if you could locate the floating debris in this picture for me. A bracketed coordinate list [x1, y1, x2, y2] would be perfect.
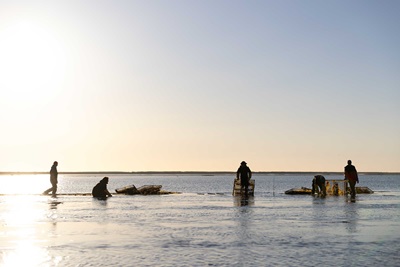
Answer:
[285, 186, 374, 195]
[356, 187, 374, 194]
[285, 187, 312, 195]
[115, 184, 179, 195]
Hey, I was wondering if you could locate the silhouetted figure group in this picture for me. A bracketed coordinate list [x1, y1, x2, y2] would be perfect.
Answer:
[311, 160, 359, 199]
[43, 159, 359, 200]
[42, 161, 112, 199]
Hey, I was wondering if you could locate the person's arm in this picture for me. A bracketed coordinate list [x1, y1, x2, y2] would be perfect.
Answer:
[248, 168, 252, 179]
[355, 167, 359, 183]
[105, 189, 112, 197]
[311, 179, 315, 194]
[236, 168, 240, 179]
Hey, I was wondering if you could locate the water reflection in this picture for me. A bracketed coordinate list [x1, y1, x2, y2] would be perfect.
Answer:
[311, 195, 327, 217]
[234, 195, 255, 207]
[1, 239, 51, 267]
[48, 200, 63, 210]
[233, 195, 255, 266]
[92, 197, 108, 206]
[344, 197, 359, 233]
[0, 174, 48, 195]
[0, 196, 56, 266]
[1, 196, 44, 225]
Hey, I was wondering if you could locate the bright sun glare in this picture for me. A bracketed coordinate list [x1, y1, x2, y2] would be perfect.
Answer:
[1, 195, 58, 267]
[0, 20, 66, 102]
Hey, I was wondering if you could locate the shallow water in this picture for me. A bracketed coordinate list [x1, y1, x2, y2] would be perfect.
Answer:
[0, 174, 399, 266]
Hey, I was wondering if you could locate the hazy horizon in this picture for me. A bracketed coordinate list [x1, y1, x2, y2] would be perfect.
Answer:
[1, 1, 399, 172]
[1, 170, 398, 175]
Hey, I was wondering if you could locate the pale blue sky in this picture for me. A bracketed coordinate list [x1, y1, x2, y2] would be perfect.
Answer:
[0, 1, 399, 172]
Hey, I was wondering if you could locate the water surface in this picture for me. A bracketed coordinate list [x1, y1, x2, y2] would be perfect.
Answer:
[0, 174, 399, 266]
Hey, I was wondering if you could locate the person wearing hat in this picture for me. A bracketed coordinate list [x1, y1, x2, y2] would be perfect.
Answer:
[236, 161, 252, 196]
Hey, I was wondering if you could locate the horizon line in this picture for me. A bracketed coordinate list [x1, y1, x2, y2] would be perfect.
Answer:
[1, 171, 399, 175]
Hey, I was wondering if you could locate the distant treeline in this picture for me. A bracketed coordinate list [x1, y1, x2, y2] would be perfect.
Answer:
[1, 171, 399, 175]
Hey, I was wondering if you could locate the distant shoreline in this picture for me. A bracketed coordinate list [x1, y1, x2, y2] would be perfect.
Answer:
[1, 171, 399, 175]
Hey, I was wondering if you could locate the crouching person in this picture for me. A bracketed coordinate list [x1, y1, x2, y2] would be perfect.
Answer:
[92, 177, 112, 199]
[312, 175, 326, 197]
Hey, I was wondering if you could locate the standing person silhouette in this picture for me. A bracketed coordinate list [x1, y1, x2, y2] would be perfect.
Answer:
[43, 161, 58, 197]
[344, 160, 359, 198]
[236, 161, 252, 196]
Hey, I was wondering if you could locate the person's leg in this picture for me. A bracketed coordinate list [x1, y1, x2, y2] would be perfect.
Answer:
[43, 187, 53, 194]
[349, 180, 356, 198]
[320, 183, 326, 197]
[241, 178, 248, 196]
[51, 181, 57, 197]
[314, 183, 320, 195]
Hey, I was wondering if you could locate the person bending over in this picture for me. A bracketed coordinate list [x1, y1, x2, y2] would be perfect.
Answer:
[92, 177, 112, 199]
[312, 175, 326, 197]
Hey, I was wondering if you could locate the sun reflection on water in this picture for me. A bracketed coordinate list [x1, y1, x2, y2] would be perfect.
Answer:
[0, 195, 59, 266]
[1, 196, 45, 225]
[0, 174, 48, 195]
[2, 240, 50, 267]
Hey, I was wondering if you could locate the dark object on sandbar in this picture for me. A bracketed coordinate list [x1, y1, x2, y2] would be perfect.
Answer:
[115, 184, 140, 195]
[137, 185, 162, 195]
[285, 187, 312, 195]
[115, 184, 162, 195]
[285, 186, 374, 195]
[356, 187, 374, 194]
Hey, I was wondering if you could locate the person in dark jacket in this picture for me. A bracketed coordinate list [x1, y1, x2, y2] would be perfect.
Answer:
[312, 175, 326, 197]
[92, 177, 112, 199]
[43, 161, 58, 197]
[345, 160, 359, 198]
[236, 161, 252, 196]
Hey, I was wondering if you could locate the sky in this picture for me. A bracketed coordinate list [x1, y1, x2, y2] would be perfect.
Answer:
[0, 1, 399, 172]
